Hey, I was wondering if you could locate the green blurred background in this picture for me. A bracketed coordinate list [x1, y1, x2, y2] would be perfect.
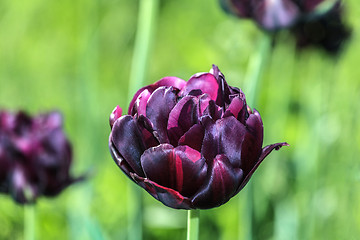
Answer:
[0, 0, 359, 239]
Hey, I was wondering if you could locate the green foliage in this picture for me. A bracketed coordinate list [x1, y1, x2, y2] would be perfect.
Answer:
[0, 0, 359, 239]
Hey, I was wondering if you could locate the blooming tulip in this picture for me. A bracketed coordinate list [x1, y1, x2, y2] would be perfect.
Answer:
[109, 65, 288, 209]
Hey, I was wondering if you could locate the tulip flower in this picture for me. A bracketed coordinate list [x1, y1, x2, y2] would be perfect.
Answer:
[0, 110, 81, 204]
[109, 65, 288, 209]
[220, 0, 350, 53]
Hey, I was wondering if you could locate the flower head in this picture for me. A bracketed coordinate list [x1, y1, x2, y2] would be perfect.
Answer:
[0, 111, 81, 204]
[109, 65, 288, 209]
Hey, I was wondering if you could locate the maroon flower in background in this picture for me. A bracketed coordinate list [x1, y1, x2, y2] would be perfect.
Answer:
[0, 111, 81, 204]
[109, 65, 288, 209]
[220, 0, 351, 53]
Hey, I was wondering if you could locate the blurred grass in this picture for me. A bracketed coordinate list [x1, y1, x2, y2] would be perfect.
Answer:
[0, 0, 360, 239]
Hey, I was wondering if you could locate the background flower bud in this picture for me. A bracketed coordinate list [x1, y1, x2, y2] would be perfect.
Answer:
[0, 110, 81, 204]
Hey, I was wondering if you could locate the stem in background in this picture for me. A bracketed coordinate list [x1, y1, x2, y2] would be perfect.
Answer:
[128, 0, 159, 99]
[127, 1, 159, 240]
[24, 205, 35, 240]
[241, 32, 272, 240]
[187, 210, 200, 240]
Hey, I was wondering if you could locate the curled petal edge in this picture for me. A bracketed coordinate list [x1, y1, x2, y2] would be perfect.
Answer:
[237, 142, 289, 192]
[131, 173, 193, 210]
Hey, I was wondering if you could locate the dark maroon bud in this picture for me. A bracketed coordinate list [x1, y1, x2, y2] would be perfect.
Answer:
[109, 65, 288, 209]
[0, 110, 82, 204]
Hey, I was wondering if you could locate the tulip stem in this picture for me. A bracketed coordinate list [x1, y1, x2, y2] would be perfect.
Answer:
[127, 0, 159, 240]
[187, 210, 200, 240]
[128, 0, 159, 98]
[242, 32, 272, 240]
[24, 205, 35, 240]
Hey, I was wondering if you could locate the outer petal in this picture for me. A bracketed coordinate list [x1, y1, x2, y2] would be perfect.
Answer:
[237, 142, 289, 192]
[253, 0, 300, 30]
[9, 165, 40, 204]
[141, 144, 207, 197]
[132, 173, 193, 209]
[241, 109, 264, 173]
[167, 96, 198, 146]
[201, 116, 249, 168]
[110, 115, 146, 177]
[128, 77, 186, 114]
[109, 105, 122, 128]
[146, 87, 178, 143]
[109, 139, 136, 182]
[191, 154, 244, 209]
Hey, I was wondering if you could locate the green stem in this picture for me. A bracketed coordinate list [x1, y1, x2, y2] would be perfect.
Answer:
[127, 1, 159, 240]
[128, 0, 159, 98]
[24, 205, 35, 240]
[186, 210, 200, 240]
[241, 32, 272, 240]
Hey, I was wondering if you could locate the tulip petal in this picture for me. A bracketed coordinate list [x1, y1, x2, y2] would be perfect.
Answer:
[109, 106, 122, 128]
[9, 165, 40, 204]
[238, 142, 289, 191]
[132, 173, 193, 209]
[128, 77, 186, 114]
[191, 154, 244, 209]
[136, 115, 159, 148]
[223, 96, 248, 124]
[178, 124, 205, 152]
[132, 89, 151, 117]
[201, 116, 250, 168]
[146, 87, 178, 143]
[109, 139, 136, 182]
[253, 0, 300, 30]
[111, 115, 146, 177]
[167, 96, 198, 146]
[141, 144, 207, 197]
[180, 73, 219, 101]
[241, 109, 264, 172]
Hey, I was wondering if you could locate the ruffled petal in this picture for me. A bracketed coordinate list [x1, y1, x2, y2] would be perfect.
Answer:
[180, 73, 219, 100]
[167, 96, 198, 146]
[141, 144, 207, 197]
[146, 87, 178, 143]
[128, 77, 186, 114]
[201, 116, 248, 168]
[110, 115, 146, 177]
[191, 154, 244, 209]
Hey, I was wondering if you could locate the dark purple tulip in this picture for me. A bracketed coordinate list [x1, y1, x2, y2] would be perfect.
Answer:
[220, 0, 350, 53]
[109, 65, 288, 209]
[0, 110, 81, 204]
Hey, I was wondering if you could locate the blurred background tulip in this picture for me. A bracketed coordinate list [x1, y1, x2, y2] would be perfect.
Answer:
[0, 111, 81, 204]
[220, 0, 351, 53]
